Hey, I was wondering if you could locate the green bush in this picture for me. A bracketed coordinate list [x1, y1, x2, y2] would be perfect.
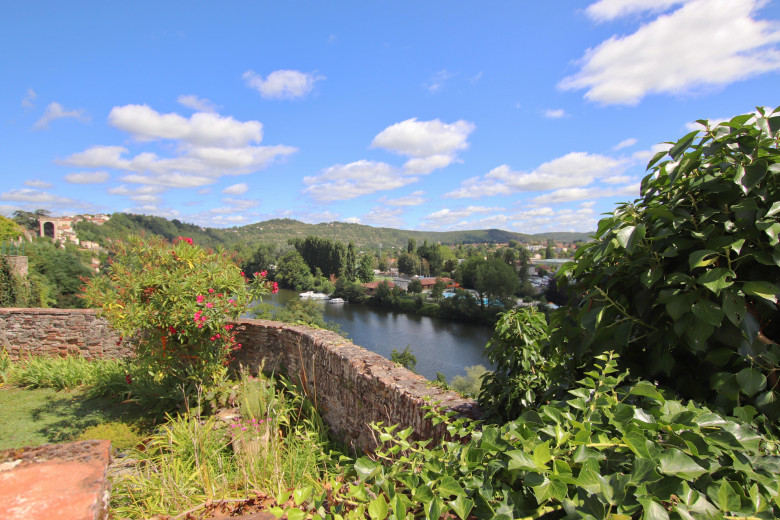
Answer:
[557, 107, 780, 427]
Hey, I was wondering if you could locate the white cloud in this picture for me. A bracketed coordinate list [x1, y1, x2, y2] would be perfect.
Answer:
[343, 216, 361, 224]
[532, 183, 640, 204]
[34, 102, 88, 129]
[421, 206, 502, 228]
[361, 207, 405, 228]
[445, 152, 626, 198]
[22, 88, 37, 108]
[543, 108, 567, 118]
[372, 118, 475, 174]
[585, 0, 687, 22]
[221, 197, 260, 210]
[120, 173, 216, 189]
[424, 69, 456, 93]
[613, 137, 638, 150]
[108, 184, 166, 204]
[603, 175, 633, 184]
[243, 69, 324, 99]
[24, 179, 53, 189]
[303, 160, 414, 202]
[64, 171, 110, 184]
[0, 188, 75, 204]
[197, 188, 211, 195]
[386, 191, 427, 206]
[109, 104, 262, 147]
[561, 0, 780, 105]
[177, 94, 219, 113]
[222, 183, 249, 195]
[631, 142, 672, 162]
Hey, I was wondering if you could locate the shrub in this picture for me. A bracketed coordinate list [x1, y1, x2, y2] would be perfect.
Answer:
[558, 107, 780, 426]
[83, 236, 273, 387]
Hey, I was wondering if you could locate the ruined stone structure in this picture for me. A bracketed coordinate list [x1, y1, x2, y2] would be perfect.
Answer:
[38, 214, 109, 245]
[0, 308, 480, 451]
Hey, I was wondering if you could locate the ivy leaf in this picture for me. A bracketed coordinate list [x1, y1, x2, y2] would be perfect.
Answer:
[697, 268, 735, 294]
[533, 441, 552, 469]
[354, 457, 381, 481]
[438, 476, 465, 498]
[639, 497, 670, 520]
[507, 450, 537, 472]
[766, 201, 780, 218]
[742, 281, 779, 304]
[424, 497, 444, 520]
[658, 448, 707, 479]
[742, 160, 768, 193]
[368, 495, 389, 520]
[735, 368, 766, 397]
[717, 480, 742, 512]
[532, 475, 568, 504]
[447, 495, 474, 520]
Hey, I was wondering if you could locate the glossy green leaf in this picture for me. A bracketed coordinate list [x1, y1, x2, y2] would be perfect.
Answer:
[368, 495, 389, 520]
[630, 381, 665, 402]
[742, 281, 779, 303]
[658, 448, 707, 479]
[639, 497, 670, 520]
[447, 495, 474, 520]
[697, 268, 735, 294]
[688, 250, 719, 270]
[736, 367, 766, 397]
[354, 457, 381, 481]
[438, 476, 465, 498]
[690, 300, 723, 327]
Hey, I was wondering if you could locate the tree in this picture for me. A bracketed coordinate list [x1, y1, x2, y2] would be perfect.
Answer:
[241, 241, 282, 278]
[407, 238, 416, 254]
[431, 278, 447, 301]
[544, 239, 555, 259]
[476, 257, 517, 305]
[407, 278, 422, 294]
[0, 215, 24, 242]
[397, 252, 419, 276]
[275, 250, 313, 291]
[377, 255, 389, 272]
[344, 241, 358, 281]
[358, 253, 374, 283]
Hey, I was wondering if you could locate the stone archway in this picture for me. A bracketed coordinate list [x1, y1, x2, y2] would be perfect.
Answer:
[41, 221, 55, 239]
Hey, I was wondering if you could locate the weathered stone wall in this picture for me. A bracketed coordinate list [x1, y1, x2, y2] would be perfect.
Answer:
[0, 308, 130, 360]
[0, 309, 481, 451]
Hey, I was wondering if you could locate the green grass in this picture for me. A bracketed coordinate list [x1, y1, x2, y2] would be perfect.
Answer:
[0, 386, 148, 450]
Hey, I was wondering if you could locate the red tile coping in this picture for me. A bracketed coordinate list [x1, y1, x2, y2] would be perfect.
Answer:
[0, 440, 112, 520]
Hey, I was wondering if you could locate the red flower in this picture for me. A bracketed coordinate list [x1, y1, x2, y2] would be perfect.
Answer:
[125, 374, 132, 385]
[272, 281, 279, 294]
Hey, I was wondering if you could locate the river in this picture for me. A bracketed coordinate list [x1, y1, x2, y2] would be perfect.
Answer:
[260, 289, 494, 382]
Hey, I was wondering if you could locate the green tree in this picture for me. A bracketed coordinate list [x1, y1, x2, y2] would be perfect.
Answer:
[0, 215, 24, 242]
[476, 257, 518, 305]
[407, 238, 416, 254]
[377, 255, 389, 272]
[241, 241, 283, 278]
[13, 209, 49, 233]
[451, 365, 488, 398]
[274, 250, 313, 291]
[407, 278, 422, 294]
[27, 239, 92, 308]
[431, 278, 447, 301]
[544, 239, 555, 259]
[397, 252, 419, 276]
[358, 254, 374, 283]
[344, 242, 358, 281]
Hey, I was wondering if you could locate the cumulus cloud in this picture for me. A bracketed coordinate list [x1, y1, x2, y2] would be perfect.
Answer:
[445, 152, 626, 198]
[108, 184, 166, 204]
[543, 108, 567, 118]
[34, 102, 89, 129]
[59, 106, 297, 190]
[372, 118, 475, 174]
[109, 104, 262, 147]
[65, 171, 110, 184]
[585, 0, 687, 21]
[24, 179, 53, 189]
[0, 188, 75, 205]
[22, 88, 37, 108]
[303, 161, 414, 202]
[222, 183, 249, 195]
[532, 183, 640, 204]
[561, 0, 780, 105]
[386, 191, 427, 206]
[243, 69, 324, 99]
[613, 137, 638, 150]
[631, 142, 672, 163]
[361, 207, 405, 228]
[421, 206, 502, 228]
[177, 94, 219, 113]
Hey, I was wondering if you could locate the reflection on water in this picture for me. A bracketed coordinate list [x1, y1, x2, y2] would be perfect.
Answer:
[260, 289, 494, 381]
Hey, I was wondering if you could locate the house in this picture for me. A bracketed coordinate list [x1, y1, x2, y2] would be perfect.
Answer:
[361, 281, 395, 295]
[417, 277, 457, 291]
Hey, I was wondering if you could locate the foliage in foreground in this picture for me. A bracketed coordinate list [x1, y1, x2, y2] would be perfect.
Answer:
[554, 107, 780, 427]
[287, 354, 778, 520]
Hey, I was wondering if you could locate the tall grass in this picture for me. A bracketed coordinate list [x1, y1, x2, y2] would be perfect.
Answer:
[110, 370, 346, 518]
[3, 355, 128, 392]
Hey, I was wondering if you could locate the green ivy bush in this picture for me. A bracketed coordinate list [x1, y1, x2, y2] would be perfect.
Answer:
[84, 236, 273, 387]
[554, 107, 780, 428]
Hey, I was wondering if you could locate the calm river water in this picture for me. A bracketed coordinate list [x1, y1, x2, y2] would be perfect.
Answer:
[260, 289, 494, 382]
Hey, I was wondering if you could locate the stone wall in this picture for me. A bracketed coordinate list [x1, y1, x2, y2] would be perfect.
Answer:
[0, 309, 480, 451]
[0, 308, 130, 360]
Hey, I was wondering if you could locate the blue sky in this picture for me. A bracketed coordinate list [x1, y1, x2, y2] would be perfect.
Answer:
[2, 0, 779, 233]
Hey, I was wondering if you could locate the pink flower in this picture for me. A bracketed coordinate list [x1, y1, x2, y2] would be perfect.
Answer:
[240, 271, 245, 276]
[208, 288, 215, 294]
[215, 333, 220, 339]
[260, 270, 267, 278]
[206, 302, 213, 308]
[197, 323, 204, 328]
[228, 299, 235, 304]
[272, 282, 279, 294]
[196, 295, 204, 303]
[217, 293, 223, 298]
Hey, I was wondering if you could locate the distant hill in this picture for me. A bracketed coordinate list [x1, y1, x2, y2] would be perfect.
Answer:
[73, 213, 593, 252]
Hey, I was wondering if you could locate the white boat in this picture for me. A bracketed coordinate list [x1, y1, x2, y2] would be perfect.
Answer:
[328, 298, 345, 304]
[310, 292, 330, 299]
[299, 291, 315, 298]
